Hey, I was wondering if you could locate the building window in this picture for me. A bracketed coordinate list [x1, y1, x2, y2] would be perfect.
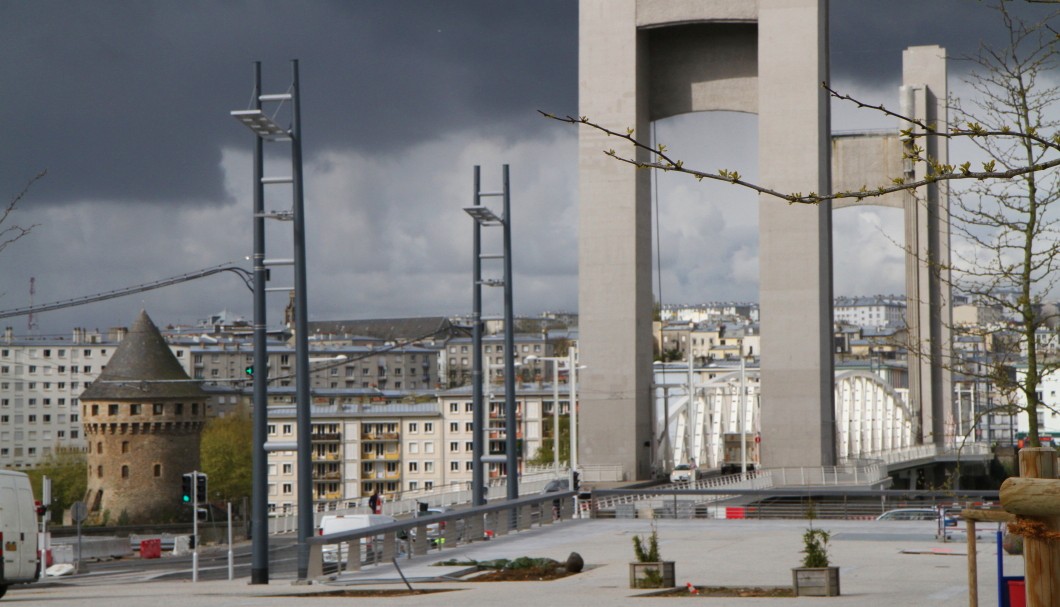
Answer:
[450, 461, 459, 471]
[153, 403, 164, 415]
[449, 422, 458, 432]
[408, 422, 418, 433]
[121, 441, 129, 454]
[130, 404, 141, 415]
[449, 403, 458, 413]
[175, 403, 184, 415]
[282, 483, 293, 495]
[108, 404, 118, 416]
[408, 462, 418, 472]
[97, 465, 103, 478]
[121, 466, 129, 479]
[154, 464, 161, 477]
[425, 481, 434, 490]
[96, 442, 103, 454]
[424, 462, 433, 473]
[450, 441, 459, 452]
[282, 463, 293, 475]
[424, 423, 433, 433]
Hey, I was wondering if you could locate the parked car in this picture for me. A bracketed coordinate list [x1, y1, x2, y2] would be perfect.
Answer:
[670, 464, 694, 484]
[543, 479, 569, 493]
[876, 508, 957, 526]
[317, 514, 396, 564]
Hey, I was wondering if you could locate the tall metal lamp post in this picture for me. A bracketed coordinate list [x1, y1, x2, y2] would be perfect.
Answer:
[465, 165, 518, 504]
[231, 59, 312, 582]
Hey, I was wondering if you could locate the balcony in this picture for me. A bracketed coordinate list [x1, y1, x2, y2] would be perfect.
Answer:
[312, 432, 342, 442]
[361, 432, 400, 441]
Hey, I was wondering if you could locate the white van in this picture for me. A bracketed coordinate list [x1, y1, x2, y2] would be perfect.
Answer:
[0, 470, 40, 599]
[318, 514, 396, 564]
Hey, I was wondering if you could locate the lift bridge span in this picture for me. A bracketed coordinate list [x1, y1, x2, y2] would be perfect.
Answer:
[644, 363, 991, 490]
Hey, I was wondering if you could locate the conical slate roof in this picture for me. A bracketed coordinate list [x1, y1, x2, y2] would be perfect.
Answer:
[80, 310, 207, 400]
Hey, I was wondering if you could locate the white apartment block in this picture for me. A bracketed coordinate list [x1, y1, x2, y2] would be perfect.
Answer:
[834, 295, 905, 330]
[1015, 366, 1060, 446]
[0, 328, 118, 468]
[262, 384, 573, 513]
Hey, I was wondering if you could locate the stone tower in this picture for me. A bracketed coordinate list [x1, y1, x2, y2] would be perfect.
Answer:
[80, 310, 207, 523]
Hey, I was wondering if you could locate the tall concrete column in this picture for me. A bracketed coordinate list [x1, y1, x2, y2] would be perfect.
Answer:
[578, 0, 654, 482]
[756, 0, 835, 468]
[901, 45, 952, 446]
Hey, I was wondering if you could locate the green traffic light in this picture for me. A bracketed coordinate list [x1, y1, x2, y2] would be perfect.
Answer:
[182, 495, 191, 503]
[245, 365, 253, 376]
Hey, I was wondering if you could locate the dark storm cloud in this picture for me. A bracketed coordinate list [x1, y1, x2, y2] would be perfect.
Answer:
[830, 1, 1058, 87]
[1, 1, 577, 206]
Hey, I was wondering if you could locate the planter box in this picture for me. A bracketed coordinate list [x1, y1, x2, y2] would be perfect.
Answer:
[629, 561, 675, 589]
[792, 566, 840, 597]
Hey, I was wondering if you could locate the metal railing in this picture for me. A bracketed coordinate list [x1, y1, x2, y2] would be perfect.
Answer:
[591, 471, 772, 512]
[267, 467, 568, 533]
[305, 490, 578, 578]
[765, 461, 887, 486]
[588, 487, 1000, 521]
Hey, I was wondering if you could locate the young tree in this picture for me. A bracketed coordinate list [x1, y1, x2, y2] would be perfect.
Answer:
[947, 4, 1060, 447]
[200, 408, 253, 503]
[25, 448, 86, 523]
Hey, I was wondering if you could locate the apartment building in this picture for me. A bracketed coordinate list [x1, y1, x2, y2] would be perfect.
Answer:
[263, 399, 444, 513]
[0, 328, 118, 468]
[167, 336, 441, 394]
[834, 295, 905, 330]
[260, 383, 574, 512]
[443, 332, 573, 387]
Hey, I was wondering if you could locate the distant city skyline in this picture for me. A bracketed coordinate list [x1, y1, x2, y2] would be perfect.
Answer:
[3, 1, 1053, 334]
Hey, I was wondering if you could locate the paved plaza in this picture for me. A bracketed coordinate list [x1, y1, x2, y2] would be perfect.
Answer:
[6, 518, 1022, 606]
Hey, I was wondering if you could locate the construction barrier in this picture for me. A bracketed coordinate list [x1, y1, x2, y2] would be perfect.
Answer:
[140, 538, 162, 559]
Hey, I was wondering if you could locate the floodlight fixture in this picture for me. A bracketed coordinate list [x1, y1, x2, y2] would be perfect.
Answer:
[231, 109, 290, 140]
[463, 206, 504, 225]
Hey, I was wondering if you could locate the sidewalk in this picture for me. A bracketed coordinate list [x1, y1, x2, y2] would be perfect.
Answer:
[6, 518, 1021, 606]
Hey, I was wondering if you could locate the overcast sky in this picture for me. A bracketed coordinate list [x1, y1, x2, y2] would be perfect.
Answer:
[2, 1, 1055, 336]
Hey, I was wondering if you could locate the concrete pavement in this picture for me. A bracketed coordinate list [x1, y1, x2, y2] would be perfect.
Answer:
[5, 518, 1022, 606]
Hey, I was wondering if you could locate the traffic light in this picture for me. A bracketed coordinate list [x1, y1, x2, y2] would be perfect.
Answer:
[182, 472, 207, 505]
[181, 473, 194, 504]
[196, 472, 208, 504]
[244, 365, 253, 376]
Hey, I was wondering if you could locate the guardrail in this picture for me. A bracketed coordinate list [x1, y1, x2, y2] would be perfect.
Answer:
[268, 469, 568, 534]
[587, 487, 1000, 520]
[591, 471, 772, 512]
[765, 461, 887, 486]
[305, 490, 578, 578]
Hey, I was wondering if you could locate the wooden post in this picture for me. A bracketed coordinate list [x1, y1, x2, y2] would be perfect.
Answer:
[962, 508, 1016, 607]
[966, 518, 977, 607]
[1018, 448, 1060, 607]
